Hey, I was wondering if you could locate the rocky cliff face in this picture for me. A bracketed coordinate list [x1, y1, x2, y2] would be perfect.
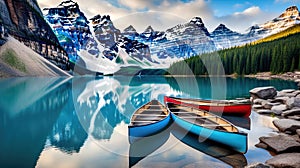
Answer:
[43, 0, 92, 63]
[0, 0, 69, 69]
[90, 14, 153, 63]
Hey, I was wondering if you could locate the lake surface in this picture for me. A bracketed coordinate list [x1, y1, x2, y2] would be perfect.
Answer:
[0, 76, 297, 168]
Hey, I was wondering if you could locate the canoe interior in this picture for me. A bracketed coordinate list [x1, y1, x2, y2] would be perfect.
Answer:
[168, 103, 239, 133]
[130, 100, 168, 126]
[169, 97, 250, 107]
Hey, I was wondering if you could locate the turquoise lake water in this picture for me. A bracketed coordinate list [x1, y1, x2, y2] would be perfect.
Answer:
[0, 76, 297, 168]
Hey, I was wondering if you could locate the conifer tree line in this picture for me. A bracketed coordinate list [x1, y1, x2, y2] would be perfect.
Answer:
[168, 33, 300, 75]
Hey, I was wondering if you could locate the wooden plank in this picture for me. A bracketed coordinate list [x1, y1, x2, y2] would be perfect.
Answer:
[201, 124, 232, 127]
[178, 116, 217, 119]
[131, 120, 160, 123]
[133, 114, 167, 116]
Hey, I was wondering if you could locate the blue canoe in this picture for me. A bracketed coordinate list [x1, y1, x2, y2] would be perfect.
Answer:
[128, 100, 170, 144]
[167, 103, 248, 153]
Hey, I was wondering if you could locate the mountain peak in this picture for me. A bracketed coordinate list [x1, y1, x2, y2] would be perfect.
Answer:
[216, 24, 227, 29]
[190, 17, 204, 25]
[124, 25, 136, 32]
[144, 26, 154, 33]
[279, 5, 299, 18]
[58, 0, 78, 7]
[286, 6, 299, 12]
[211, 23, 240, 37]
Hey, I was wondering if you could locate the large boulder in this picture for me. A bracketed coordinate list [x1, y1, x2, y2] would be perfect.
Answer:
[259, 135, 300, 153]
[271, 105, 287, 115]
[250, 87, 277, 100]
[266, 153, 300, 168]
[286, 97, 300, 108]
[273, 119, 300, 134]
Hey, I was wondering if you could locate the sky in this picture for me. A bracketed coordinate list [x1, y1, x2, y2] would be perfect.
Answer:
[37, 0, 300, 33]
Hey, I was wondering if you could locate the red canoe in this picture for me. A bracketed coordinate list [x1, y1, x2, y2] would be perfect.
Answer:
[164, 96, 251, 117]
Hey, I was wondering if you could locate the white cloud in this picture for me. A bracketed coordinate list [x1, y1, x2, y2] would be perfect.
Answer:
[216, 6, 277, 33]
[234, 6, 262, 16]
[118, 0, 152, 10]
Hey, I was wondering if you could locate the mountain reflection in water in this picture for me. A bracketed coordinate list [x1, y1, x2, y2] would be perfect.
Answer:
[0, 76, 297, 168]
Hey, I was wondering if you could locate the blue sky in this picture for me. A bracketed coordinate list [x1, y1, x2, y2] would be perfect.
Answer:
[38, 0, 300, 32]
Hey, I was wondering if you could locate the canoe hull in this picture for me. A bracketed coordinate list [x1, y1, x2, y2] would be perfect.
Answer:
[165, 96, 251, 117]
[170, 113, 248, 153]
[128, 115, 170, 144]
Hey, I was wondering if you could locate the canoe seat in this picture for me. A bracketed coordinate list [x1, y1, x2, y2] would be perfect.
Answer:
[178, 116, 217, 119]
[201, 124, 232, 127]
[139, 109, 165, 112]
[133, 114, 167, 117]
[172, 111, 198, 114]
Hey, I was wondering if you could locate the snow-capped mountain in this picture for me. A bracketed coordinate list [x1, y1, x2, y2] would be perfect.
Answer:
[247, 5, 300, 40]
[90, 14, 157, 65]
[211, 24, 244, 49]
[139, 26, 167, 43]
[123, 25, 139, 40]
[152, 17, 215, 58]
[43, 0, 93, 62]
[43, 1, 300, 75]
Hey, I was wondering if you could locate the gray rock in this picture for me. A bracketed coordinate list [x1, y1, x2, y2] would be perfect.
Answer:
[259, 135, 300, 153]
[286, 97, 300, 108]
[283, 93, 298, 98]
[273, 119, 300, 134]
[253, 104, 264, 109]
[266, 153, 300, 168]
[255, 142, 269, 149]
[271, 105, 287, 115]
[293, 90, 300, 96]
[250, 87, 277, 100]
[246, 163, 273, 168]
[297, 129, 300, 137]
[274, 97, 290, 104]
[287, 115, 300, 121]
[281, 89, 296, 93]
[282, 109, 300, 117]
[264, 102, 281, 109]
[257, 109, 274, 114]
[254, 98, 267, 105]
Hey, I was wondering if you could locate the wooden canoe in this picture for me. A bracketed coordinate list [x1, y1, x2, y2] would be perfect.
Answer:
[164, 96, 251, 117]
[166, 102, 248, 153]
[128, 100, 170, 144]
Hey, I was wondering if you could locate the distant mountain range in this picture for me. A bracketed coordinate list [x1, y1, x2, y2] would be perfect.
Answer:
[1, 0, 299, 75]
[42, 1, 300, 74]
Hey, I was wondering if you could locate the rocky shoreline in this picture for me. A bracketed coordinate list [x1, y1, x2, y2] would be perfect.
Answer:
[245, 71, 300, 85]
[247, 86, 300, 168]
